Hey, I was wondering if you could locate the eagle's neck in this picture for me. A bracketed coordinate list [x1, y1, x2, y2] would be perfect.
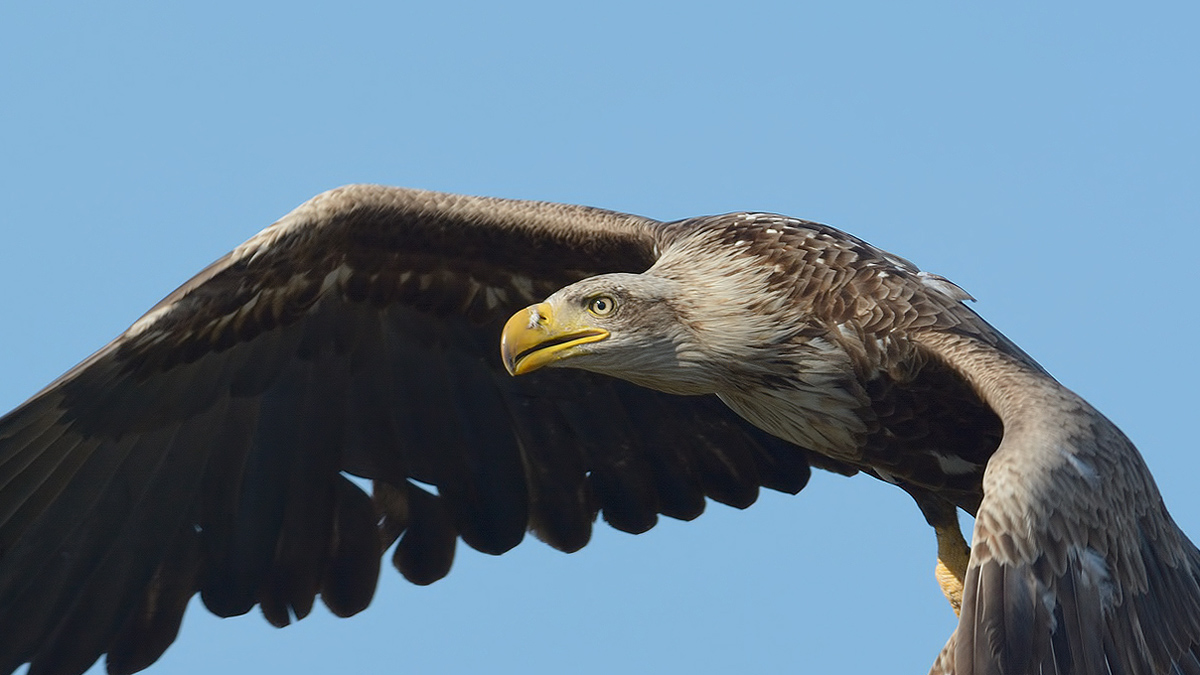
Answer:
[712, 334, 872, 461]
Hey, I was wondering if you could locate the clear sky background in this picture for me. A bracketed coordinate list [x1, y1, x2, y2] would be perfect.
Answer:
[1, 2, 1197, 674]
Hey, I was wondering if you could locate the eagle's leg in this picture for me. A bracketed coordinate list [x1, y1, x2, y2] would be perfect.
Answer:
[904, 487, 971, 616]
[933, 519, 970, 615]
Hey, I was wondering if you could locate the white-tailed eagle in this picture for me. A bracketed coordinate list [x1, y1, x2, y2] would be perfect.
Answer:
[1, 185, 1196, 674]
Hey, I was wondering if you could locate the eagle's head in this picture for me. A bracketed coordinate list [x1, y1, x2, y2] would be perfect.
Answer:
[500, 272, 721, 396]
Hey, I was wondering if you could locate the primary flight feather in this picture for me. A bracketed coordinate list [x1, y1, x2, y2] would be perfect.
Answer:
[0, 184, 1195, 674]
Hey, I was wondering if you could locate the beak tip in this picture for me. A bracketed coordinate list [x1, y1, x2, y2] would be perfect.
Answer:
[500, 307, 537, 376]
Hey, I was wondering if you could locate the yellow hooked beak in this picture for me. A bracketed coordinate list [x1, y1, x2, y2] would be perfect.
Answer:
[500, 302, 610, 375]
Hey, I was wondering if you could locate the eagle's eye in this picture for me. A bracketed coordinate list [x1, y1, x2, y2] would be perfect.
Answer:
[587, 295, 616, 317]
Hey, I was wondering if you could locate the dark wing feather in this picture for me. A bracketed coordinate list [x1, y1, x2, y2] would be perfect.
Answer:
[917, 330, 1200, 675]
[0, 185, 815, 675]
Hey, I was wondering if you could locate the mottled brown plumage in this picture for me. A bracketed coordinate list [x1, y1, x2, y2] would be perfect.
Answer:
[0, 185, 1195, 674]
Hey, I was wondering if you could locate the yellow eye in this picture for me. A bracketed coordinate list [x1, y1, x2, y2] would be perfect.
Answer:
[588, 295, 616, 317]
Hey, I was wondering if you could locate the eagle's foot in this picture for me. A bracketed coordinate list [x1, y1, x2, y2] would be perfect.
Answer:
[934, 523, 971, 616]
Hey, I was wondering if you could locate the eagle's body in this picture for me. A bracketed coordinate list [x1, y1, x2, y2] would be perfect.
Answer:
[0, 185, 1196, 674]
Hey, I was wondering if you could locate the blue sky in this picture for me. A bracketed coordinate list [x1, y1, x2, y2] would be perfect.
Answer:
[2, 2, 1197, 673]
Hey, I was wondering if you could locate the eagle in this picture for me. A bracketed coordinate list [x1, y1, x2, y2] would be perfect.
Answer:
[1, 184, 1197, 675]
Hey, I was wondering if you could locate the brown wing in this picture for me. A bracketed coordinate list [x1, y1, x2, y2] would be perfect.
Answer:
[0, 185, 813, 675]
[917, 330, 1200, 675]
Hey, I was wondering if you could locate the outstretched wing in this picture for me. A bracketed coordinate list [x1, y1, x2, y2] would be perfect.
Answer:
[0, 185, 813, 675]
[917, 330, 1200, 675]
